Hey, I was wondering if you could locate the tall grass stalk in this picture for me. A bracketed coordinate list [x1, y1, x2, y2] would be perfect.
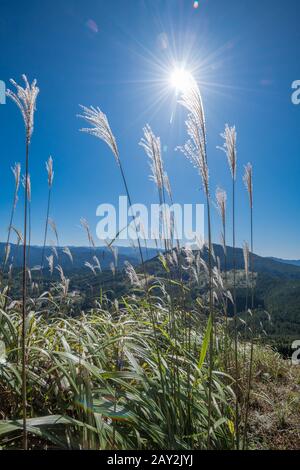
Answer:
[177, 76, 214, 447]
[242, 241, 250, 371]
[219, 124, 239, 448]
[6, 75, 39, 450]
[2, 163, 21, 274]
[41, 156, 54, 273]
[22, 174, 32, 268]
[216, 187, 228, 366]
[242, 162, 254, 449]
[140, 125, 181, 427]
[78, 106, 146, 269]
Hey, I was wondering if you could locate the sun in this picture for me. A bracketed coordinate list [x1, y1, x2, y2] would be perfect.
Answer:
[170, 67, 193, 92]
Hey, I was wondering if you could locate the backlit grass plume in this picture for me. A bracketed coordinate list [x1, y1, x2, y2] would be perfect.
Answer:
[243, 241, 250, 282]
[177, 78, 209, 196]
[78, 105, 119, 165]
[6, 75, 39, 143]
[216, 187, 227, 251]
[140, 125, 171, 249]
[78, 105, 145, 268]
[219, 125, 237, 180]
[243, 163, 253, 209]
[140, 124, 164, 190]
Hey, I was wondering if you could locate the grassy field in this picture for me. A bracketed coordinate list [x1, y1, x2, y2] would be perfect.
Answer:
[0, 73, 299, 451]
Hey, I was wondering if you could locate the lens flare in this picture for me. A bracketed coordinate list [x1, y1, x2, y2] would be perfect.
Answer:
[170, 67, 193, 92]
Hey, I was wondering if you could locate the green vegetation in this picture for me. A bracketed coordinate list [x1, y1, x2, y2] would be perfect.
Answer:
[0, 74, 299, 451]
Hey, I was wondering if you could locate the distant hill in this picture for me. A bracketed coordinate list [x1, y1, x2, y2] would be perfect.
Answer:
[2, 242, 300, 350]
[2, 241, 300, 279]
[143, 244, 300, 279]
[0, 242, 158, 271]
[268, 256, 300, 267]
[210, 245, 300, 278]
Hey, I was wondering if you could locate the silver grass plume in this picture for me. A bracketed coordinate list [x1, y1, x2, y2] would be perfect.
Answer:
[56, 265, 69, 295]
[111, 246, 118, 267]
[93, 255, 102, 272]
[12, 227, 23, 245]
[163, 173, 172, 198]
[46, 156, 54, 188]
[78, 104, 146, 270]
[22, 174, 31, 202]
[12, 163, 21, 206]
[218, 125, 237, 180]
[51, 245, 58, 259]
[4, 244, 11, 265]
[80, 217, 95, 248]
[140, 125, 164, 190]
[26, 267, 32, 284]
[8, 264, 13, 283]
[49, 218, 59, 246]
[215, 187, 227, 227]
[124, 261, 145, 288]
[243, 163, 253, 209]
[85, 261, 97, 276]
[62, 246, 73, 263]
[183, 245, 195, 267]
[46, 255, 54, 275]
[177, 76, 209, 196]
[243, 241, 250, 281]
[110, 262, 115, 276]
[78, 105, 119, 165]
[6, 75, 39, 143]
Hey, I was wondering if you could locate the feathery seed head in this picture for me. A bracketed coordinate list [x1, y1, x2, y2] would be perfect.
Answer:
[62, 246, 73, 263]
[78, 105, 120, 165]
[163, 172, 172, 198]
[84, 261, 97, 276]
[176, 76, 209, 196]
[46, 254, 54, 275]
[215, 187, 227, 225]
[12, 227, 23, 244]
[218, 124, 237, 180]
[243, 241, 250, 280]
[140, 124, 164, 190]
[12, 163, 21, 193]
[80, 217, 95, 248]
[243, 162, 253, 208]
[22, 174, 31, 202]
[46, 156, 54, 188]
[6, 75, 39, 143]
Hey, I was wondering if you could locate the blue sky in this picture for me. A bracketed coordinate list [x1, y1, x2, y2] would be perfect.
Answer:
[0, 0, 299, 258]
